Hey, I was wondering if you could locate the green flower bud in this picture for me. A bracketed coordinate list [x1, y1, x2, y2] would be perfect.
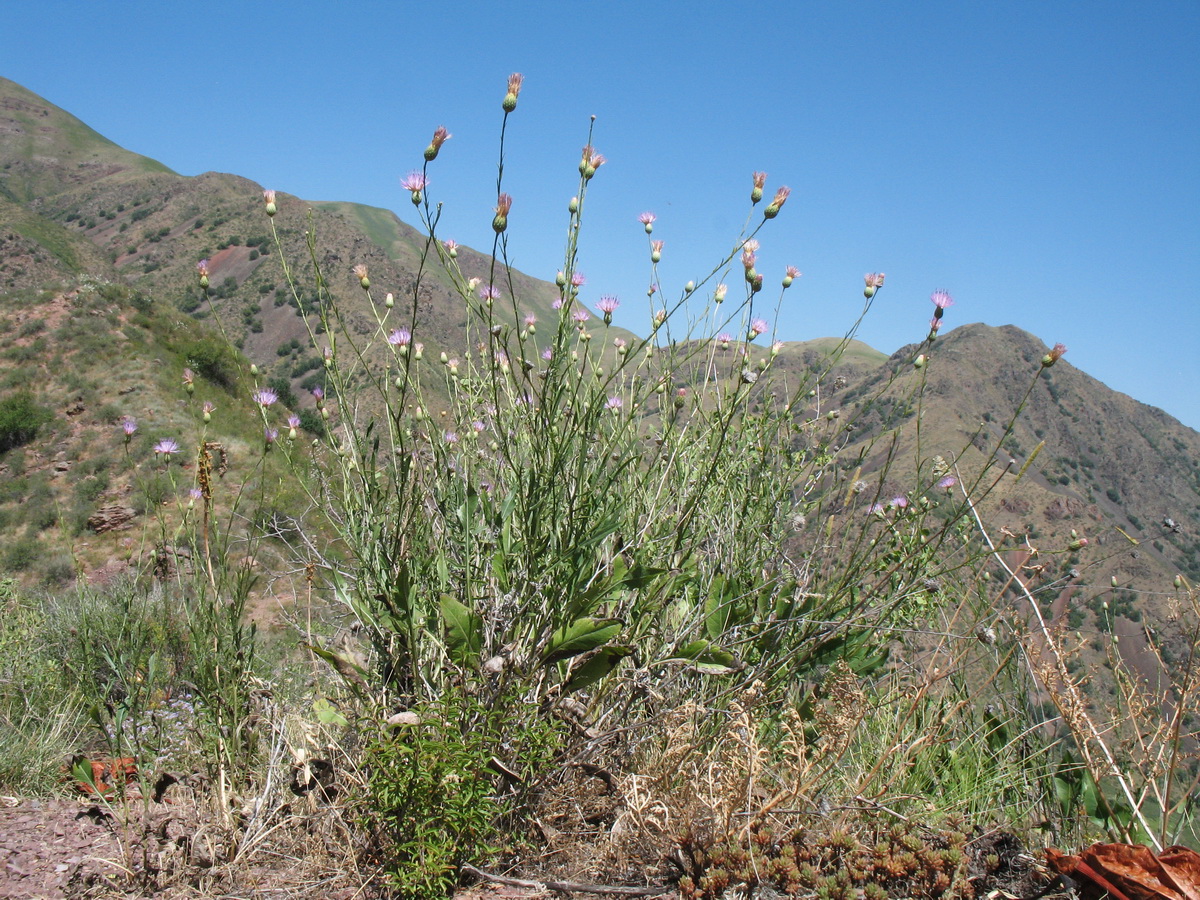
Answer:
[569, 196, 579, 214]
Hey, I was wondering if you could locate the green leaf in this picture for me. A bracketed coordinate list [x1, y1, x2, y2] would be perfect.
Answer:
[303, 643, 370, 695]
[660, 639, 740, 674]
[439, 594, 482, 663]
[544, 617, 623, 665]
[71, 756, 98, 790]
[313, 696, 350, 727]
[563, 646, 634, 693]
[703, 574, 738, 641]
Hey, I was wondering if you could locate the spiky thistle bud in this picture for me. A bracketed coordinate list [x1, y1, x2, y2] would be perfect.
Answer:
[493, 193, 512, 233]
[763, 186, 790, 218]
[751, 171, 767, 204]
[424, 126, 451, 161]
[1041, 342, 1068, 368]
[502, 73, 524, 112]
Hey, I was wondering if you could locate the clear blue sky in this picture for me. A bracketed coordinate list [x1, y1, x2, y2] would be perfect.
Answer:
[4, 1, 1198, 428]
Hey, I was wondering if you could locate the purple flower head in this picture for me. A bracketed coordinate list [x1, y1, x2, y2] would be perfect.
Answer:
[311, 386, 325, 401]
[264, 427, 278, 445]
[890, 496, 909, 510]
[717, 332, 733, 345]
[524, 313, 537, 327]
[570, 271, 586, 287]
[930, 290, 954, 310]
[785, 266, 801, 279]
[182, 368, 195, 386]
[472, 420, 486, 433]
[154, 438, 180, 456]
[749, 318, 769, 338]
[596, 296, 620, 315]
[387, 328, 411, 347]
[120, 416, 138, 437]
[741, 249, 757, 270]
[605, 395, 624, 411]
[252, 388, 278, 408]
[444, 239, 458, 253]
[479, 284, 501, 303]
[938, 475, 957, 490]
[288, 414, 302, 429]
[189, 487, 203, 501]
[572, 309, 591, 324]
[541, 347, 553, 361]
[400, 172, 427, 192]
[552, 298, 565, 309]
[444, 431, 459, 445]
[638, 212, 656, 227]
[870, 502, 886, 515]
[196, 259, 210, 277]
[202, 401, 216, 415]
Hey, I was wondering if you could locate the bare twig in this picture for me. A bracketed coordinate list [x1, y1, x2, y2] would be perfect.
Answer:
[461, 863, 668, 896]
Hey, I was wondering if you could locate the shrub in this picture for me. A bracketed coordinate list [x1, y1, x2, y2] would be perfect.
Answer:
[0, 391, 52, 452]
[182, 335, 240, 391]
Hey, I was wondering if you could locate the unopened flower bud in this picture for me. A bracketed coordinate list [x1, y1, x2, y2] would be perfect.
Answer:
[555, 271, 567, 287]
[569, 196, 579, 214]
[424, 125, 451, 161]
[502, 73, 523, 112]
[493, 193, 512, 234]
[385, 292, 394, 309]
[914, 354, 927, 369]
[250, 363, 259, 377]
[750, 171, 767, 204]
[763, 186, 790, 219]
[685, 280, 695, 293]
[1041, 343, 1068, 368]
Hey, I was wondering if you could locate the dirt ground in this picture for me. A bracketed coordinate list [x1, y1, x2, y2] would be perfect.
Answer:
[0, 795, 604, 899]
